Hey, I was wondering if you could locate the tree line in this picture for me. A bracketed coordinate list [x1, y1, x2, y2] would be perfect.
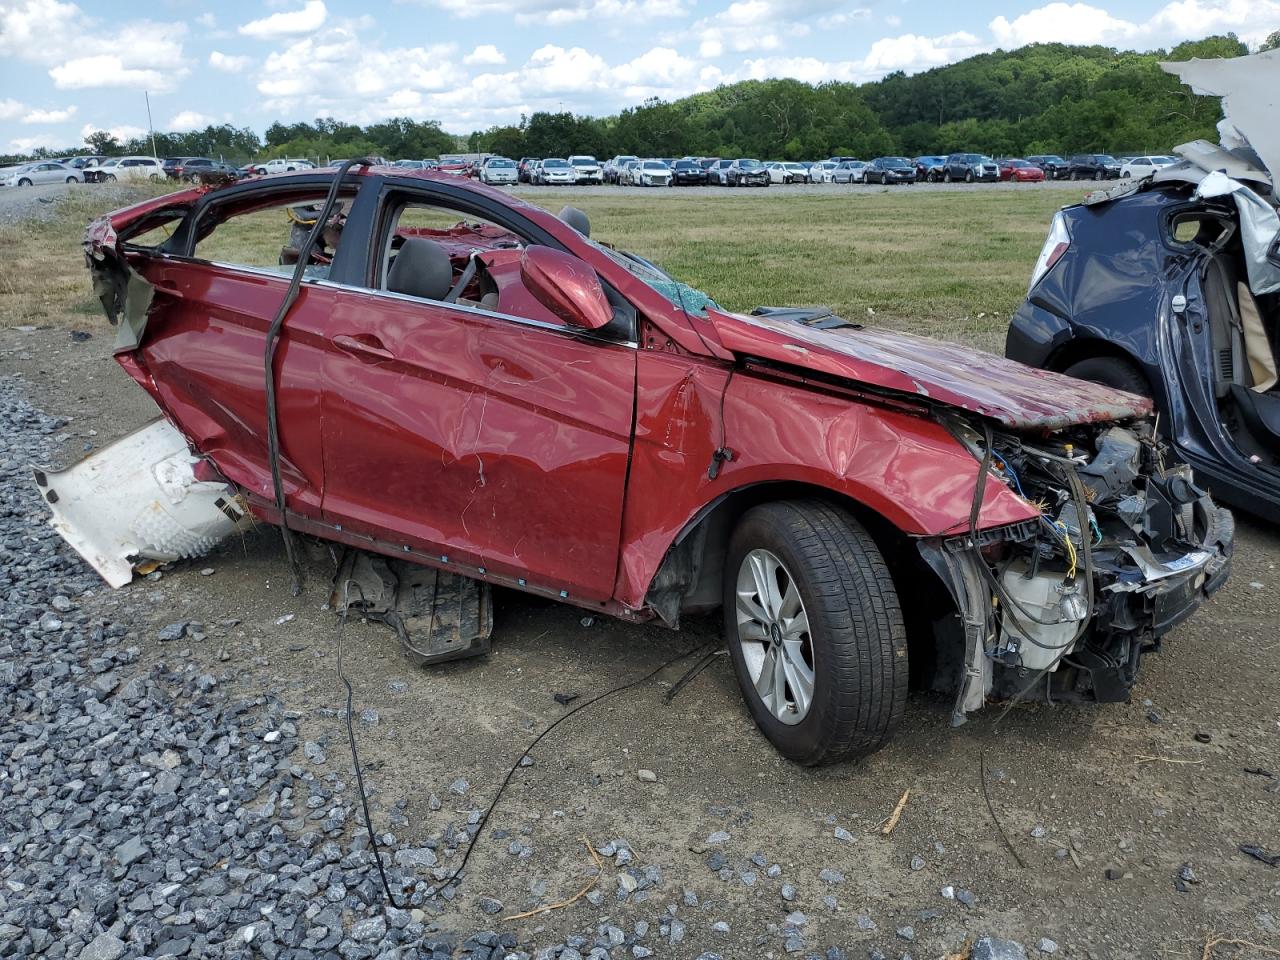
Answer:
[2, 34, 1262, 168]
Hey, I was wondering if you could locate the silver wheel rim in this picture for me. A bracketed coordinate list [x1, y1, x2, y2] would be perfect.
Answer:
[735, 548, 814, 725]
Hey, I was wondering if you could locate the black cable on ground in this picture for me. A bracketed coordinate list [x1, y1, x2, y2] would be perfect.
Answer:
[431, 641, 710, 896]
[332, 580, 710, 906]
[336, 579, 401, 908]
[264, 158, 374, 595]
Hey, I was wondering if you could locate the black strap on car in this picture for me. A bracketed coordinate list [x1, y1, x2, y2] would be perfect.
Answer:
[263, 157, 375, 595]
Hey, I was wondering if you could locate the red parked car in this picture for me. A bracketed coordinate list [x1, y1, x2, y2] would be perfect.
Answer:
[74, 166, 1231, 765]
[999, 158, 1047, 182]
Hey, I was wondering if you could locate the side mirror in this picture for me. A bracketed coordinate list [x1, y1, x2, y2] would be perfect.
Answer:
[520, 245, 613, 331]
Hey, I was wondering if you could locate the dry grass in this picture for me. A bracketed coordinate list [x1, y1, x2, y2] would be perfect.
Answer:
[0, 182, 1081, 354]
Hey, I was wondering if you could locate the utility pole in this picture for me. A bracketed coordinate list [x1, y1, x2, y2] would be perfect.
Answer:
[145, 91, 158, 159]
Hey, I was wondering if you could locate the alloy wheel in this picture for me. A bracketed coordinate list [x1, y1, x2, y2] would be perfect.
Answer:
[735, 548, 815, 726]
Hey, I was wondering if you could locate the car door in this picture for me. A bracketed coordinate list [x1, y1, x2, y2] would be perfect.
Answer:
[127, 179, 370, 520]
[317, 189, 638, 602]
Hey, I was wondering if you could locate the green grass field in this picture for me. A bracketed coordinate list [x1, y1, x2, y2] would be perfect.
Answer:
[0, 184, 1076, 354]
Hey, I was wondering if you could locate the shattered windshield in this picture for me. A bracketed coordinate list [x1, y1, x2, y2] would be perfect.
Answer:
[587, 240, 718, 316]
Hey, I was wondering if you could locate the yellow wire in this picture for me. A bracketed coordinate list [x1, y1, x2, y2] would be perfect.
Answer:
[1054, 520, 1078, 579]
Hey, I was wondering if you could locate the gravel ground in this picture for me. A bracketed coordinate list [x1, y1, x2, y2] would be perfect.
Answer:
[2, 297, 1279, 958]
[0, 183, 149, 225]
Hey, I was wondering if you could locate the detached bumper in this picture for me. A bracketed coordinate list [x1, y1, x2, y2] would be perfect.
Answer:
[32, 419, 248, 587]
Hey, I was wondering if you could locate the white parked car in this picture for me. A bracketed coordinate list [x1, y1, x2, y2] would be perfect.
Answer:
[263, 158, 315, 174]
[568, 155, 602, 184]
[634, 159, 672, 187]
[764, 162, 791, 184]
[89, 156, 164, 182]
[2, 161, 82, 186]
[783, 162, 809, 183]
[535, 158, 576, 185]
[479, 157, 518, 185]
[1119, 155, 1178, 178]
[809, 160, 837, 183]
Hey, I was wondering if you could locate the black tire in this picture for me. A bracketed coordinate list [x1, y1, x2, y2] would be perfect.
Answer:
[1093, 169, 1103, 181]
[106, 174, 117, 182]
[964, 170, 974, 183]
[17, 178, 31, 186]
[1063, 356, 1149, 397]
[723, 500, 907, 766]
[943, 170, 952, 183]
[926, 171, 936, 183]
[1069, 170, 1079, 181]
[65, 177, 76, 183]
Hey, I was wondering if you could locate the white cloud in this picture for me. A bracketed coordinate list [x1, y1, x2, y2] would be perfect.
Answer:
[50, 56, 173, 92]
[990, 0, 1280, 49]
[209, 50, 251, 72]
[79, 121, 148, 144]
[0, 99, 26, 120]
[196, 12, 216, 28]
[0, 3, 189, 92]
[735, 30, 986, 84]
[406, 0, 684, 25]
[21, 105, 76, 123]
[522, 44, 610, 92]
[693, 0, 843, 56]
[614, 46, 701, 96]
[239, 0, 327, 38]
[990, 2, 1138, 46]
[464, 44, 506, 65]
[168, 110, 214, 131]
[9, 136, 48, 152]
[257, 28, 457, 100]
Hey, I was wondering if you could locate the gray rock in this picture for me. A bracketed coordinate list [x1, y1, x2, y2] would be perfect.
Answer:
[81, 934, 126, 960]
[781, 883, 797, 902]
[114, 835, 147, 866]
[971, 937, 1029, 960]
[351, 916, 387, 943]
[909, 855, 925, 872]
[1036, 938, 1058, 954]
[478, 897, 504, 915]
[819, 868, 844, 884]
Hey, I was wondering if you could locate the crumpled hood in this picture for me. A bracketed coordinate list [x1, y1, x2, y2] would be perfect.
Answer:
[707, 308, 1152, 431]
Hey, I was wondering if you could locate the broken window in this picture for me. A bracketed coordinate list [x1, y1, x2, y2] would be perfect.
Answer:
[192, 190, 359, 278]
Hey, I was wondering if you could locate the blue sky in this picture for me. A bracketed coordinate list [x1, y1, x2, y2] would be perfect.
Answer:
[1, 0, 1276, 151]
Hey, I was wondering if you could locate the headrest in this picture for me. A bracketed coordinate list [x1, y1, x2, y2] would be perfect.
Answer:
[558, 205, 590, 238]
[387, 237, 453, 301]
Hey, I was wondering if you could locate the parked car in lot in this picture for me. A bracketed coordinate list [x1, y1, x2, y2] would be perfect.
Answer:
[2, 161, 81, 186]
[518, 158, 540, 183]
[864, 157, 915, 184]
[1066, 154, 1122, 180]
[725, 159, 769, 187]
[942, 153, 999, 182]
[166, 157, 240, 184]
[535, 158, 576, 185]
[54, 155, 107, 170]
[1025, 155, 1067, 179]
[913, 156, 947, 182]
[782, 162, 810, 184]
[1008, 53, 1280, 522]
[85, 156, 165, 182]
[707, 159, 734, 186]
[604, 155, 638, 184]
[808, 160, 837, 183]
[1120, 155, 1177, 178]
[263, 158, 316, 175]
[633, 159, 673, 187]
[832, 160, 867, 184]
[76, 163, 1233, 765]
[670, 159, 708, 185]
[764, 161, 793, 184]
[569, 155, 603, 184]
[479, 157, 518, 185]
[998, 158, 1046, 182]
[392, 159, 430, 170]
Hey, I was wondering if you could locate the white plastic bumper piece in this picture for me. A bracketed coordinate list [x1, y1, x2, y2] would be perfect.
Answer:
[32, 419, 247, 588]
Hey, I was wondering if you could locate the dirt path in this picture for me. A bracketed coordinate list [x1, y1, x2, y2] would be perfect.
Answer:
[4, 324, 1278, 959]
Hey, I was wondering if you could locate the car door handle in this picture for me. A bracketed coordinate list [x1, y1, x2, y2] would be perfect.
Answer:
[332, 334, 394, 362]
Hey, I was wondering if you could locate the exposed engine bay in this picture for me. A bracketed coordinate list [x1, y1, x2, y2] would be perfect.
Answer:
[921, 416, 1233, 722]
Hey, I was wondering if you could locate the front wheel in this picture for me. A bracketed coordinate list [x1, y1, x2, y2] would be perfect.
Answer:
[17, 178, 31, 186]
[1063, 356, 1150, 397]
[106, 174, 117, 182]
[66, 176, 76, 183]
[1094, 169, 1104, 181]
[964, 170, 974, 183]
[724, 500, 907, 766]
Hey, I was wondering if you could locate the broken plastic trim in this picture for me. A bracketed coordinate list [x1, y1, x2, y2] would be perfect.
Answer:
[31, 419, 248, 588]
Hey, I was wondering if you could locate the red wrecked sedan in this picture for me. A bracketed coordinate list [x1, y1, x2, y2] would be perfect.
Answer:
[999, 158, 1047, 182]
[55, 163, 1232, 765]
